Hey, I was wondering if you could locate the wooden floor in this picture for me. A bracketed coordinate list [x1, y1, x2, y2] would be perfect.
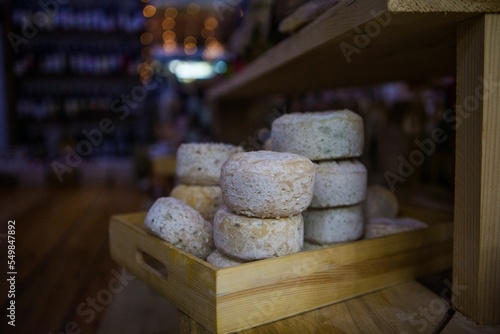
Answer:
[0, 184, 179, 334]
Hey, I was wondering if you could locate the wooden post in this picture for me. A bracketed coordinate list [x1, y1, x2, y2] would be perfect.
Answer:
[454, 14, 500, 325]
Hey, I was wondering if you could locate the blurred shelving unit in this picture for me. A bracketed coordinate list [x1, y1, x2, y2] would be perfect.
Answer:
[8, 0, 154, 159]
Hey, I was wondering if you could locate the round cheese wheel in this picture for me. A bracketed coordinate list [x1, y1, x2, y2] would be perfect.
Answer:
[206, 249, 246, 268]
[144, 197, 214, 259]
[213, 206, 303, 261]
[364, 217, 427, 239]
[363, 185, 399, 219]
[176, 143, 243, 186]
[310, 159, 367, 208]
[303, 204, 364, 244]
[271, 110, 364, 160]
[170, 184, 222, 221]
[220, 150, 314, 218]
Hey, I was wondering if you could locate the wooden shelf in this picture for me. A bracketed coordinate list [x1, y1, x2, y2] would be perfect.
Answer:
[208, 0, 500, 100]
[204, 0, 500, 327]
[179, 281, 500, 333]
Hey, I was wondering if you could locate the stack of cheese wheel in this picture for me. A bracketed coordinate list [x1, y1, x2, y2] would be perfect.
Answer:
[170, 143, 243, 222]
[210, 150, 315, 266]
[272, 110, 367, 245]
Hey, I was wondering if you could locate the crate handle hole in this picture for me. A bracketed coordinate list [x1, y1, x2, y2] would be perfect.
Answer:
[136, 249, 169, 279]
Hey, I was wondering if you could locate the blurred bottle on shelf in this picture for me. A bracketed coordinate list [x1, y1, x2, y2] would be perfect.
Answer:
[12, 7, 143, 33]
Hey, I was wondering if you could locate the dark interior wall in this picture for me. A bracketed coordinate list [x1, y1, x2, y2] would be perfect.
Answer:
[0, 24, 8, 149]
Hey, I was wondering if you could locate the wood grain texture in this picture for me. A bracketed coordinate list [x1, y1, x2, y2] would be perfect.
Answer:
[388, 0, 500, 13]
[0, 185, 149, 334]
[207, 0, 500, 100]
[179, 281, 500, 334]
[110, 208, 452, 333]
[454, 14, 500, 325]
[478, 14, 500, 325]
[0, 187, 49, 223]
[1, 188, 106, 332]
[0, 188, 98, 304]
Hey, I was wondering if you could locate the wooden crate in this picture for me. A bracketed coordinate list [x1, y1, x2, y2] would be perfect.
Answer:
[109, 207, 452, 334]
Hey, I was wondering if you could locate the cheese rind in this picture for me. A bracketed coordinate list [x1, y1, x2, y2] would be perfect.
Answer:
[213, 206, 304, 260]
[363, 185, 399, 219]
[144, 197, 214, 259]
[176, 143, 243, 186]
[271, 110, 364, 160]
[310, 159, 367, 208]
[170, 184, 222, 221]
[221, 150, 315, 218]
[303, 204, 364, 244]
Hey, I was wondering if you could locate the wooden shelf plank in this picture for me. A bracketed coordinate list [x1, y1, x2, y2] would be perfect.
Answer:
[387, 0, 500, 13]
[179, 281, 500, 333]
[208, 0, 500, 100]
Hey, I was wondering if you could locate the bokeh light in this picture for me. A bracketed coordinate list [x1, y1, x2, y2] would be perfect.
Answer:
[164, 7, 178, 18]
[204, 17, 218, 30]
[162, 30, 176, 42]
[184, 43, 198, 55]
[143, 5, 156, 17]
[162, 18, 175, 30]
[184, 36, 197, 45]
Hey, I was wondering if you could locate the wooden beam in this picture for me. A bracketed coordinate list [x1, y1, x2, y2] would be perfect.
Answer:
[454, 13, 500, 325]
[388, 0, 500, 13]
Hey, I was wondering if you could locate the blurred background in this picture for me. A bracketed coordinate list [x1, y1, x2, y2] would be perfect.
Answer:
[0, 0, 455, 333]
